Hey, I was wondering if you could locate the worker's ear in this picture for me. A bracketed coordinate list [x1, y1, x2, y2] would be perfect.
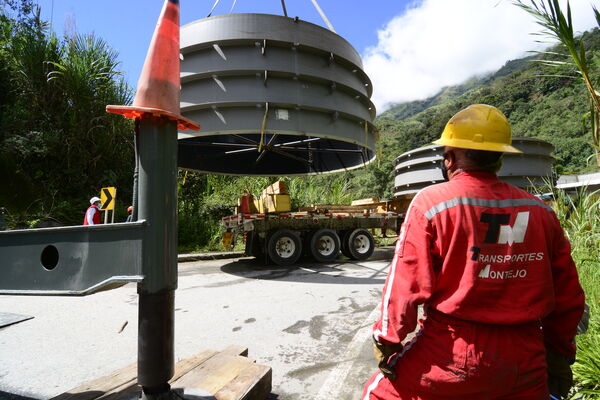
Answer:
[443, 150, 456, 170]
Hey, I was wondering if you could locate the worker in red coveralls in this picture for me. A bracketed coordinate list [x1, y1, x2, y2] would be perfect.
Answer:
[83, 196, 102, 225]
[362, 104, 584, 400]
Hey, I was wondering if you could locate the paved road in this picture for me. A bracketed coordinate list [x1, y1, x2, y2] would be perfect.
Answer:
[0, 249, 394, 400]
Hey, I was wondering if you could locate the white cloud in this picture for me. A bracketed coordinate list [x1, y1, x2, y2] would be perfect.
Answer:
[364, 0, 599, 113]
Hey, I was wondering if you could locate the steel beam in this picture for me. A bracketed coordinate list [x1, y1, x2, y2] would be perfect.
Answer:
[0, 222, 144, 295]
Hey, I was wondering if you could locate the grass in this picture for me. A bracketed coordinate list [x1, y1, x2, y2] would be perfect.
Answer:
[552, 188, 600, 398]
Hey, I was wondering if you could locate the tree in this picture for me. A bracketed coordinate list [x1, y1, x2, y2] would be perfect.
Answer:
[0, 1, 134, 226]
[515, 0, 600, 168]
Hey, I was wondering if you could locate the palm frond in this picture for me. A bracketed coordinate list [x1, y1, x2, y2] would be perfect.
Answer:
[515, 0, 600, 163]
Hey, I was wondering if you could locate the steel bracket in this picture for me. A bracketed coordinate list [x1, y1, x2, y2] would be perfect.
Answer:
[0, 221, 146, 295]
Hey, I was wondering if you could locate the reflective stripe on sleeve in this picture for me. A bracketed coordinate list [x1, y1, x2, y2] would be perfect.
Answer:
[362, 373, 385, 400]
[373, 190, 423, 342]
[424, 197, 554, 220]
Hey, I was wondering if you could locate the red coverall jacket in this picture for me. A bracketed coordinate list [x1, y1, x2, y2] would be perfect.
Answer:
[83, 204, 101, 225]
[373, 171, 584, 358]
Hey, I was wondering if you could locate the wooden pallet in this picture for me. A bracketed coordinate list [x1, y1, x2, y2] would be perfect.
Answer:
[299, 198, 409, 215]
[51, 346, 271, 400]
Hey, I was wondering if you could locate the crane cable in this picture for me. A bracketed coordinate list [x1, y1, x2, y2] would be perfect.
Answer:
[207, 0, 334, 32]
[209, 0, 285, 17]
[310, 0, 336, 33]
[206, 0, 222, 17]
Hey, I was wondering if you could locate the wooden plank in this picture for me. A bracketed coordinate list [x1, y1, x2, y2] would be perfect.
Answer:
[53, 346, 263, 400]
[214, 364, 272, 400]
[96, 381, 139, 400]
[351, 198, 379, 205]
[171, 354, 255, 394]
[219, 345, 249, 358]
[174, 350, 222, 380]
[50, 363, 137, 400]
[299, 204, 375, 213]
[98, 349, 220, 400]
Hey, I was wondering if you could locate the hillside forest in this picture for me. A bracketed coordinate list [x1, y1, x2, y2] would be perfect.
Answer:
[0, 1, 599, 250]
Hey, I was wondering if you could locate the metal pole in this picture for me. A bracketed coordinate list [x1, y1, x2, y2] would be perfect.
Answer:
[137, 116, 178, 398]
[132, 125, 140, 222]
[111, 189, 117, 223]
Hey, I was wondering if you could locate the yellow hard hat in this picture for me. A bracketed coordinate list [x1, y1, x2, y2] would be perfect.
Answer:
[432, 104, 522, 153]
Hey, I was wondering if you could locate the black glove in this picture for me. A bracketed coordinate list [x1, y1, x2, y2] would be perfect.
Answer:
[546, 348, 574, 399]
[373, 340, 403, 380]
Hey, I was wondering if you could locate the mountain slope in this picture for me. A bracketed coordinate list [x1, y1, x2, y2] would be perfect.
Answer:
[374, 28, 600, 176]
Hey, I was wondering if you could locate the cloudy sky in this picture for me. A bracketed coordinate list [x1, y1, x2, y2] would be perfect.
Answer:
[363, 0, 599, 111]
[34, 0, 600, 113]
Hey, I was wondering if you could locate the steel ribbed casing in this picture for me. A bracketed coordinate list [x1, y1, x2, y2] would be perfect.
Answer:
[393, 138, 555, 198]
[178, 13, 376, 175]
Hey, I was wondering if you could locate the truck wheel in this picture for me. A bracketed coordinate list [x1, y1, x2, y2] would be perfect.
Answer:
[310, 229, 341, 262]
[346, 229, 375, 260]
[340, 230, 352, 258]
[267, 229, 302, 266]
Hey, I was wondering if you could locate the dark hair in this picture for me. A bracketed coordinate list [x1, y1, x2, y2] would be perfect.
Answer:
[464, 149, 503, 173]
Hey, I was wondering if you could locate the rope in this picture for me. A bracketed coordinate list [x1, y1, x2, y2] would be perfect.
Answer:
[281, 0, 288, 17]
[230, 0, 237, 12]
[310, 0, 336, 32]
[259, 102, 269, 152]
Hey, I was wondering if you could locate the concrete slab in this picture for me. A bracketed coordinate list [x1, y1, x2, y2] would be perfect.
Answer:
[0, 250, 393, 400]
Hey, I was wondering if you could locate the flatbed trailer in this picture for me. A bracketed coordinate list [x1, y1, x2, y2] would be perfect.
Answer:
[222, 210, 402, 266]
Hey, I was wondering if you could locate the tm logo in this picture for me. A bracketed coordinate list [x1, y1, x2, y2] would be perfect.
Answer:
[480, 211, 530, 245]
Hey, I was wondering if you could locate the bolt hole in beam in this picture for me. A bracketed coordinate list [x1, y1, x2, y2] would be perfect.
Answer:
[0, 223, 145, 294]
[41, 245, 59, 270]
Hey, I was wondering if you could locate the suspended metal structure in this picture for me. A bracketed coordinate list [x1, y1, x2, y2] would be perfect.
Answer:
[178, 13, 377, 175]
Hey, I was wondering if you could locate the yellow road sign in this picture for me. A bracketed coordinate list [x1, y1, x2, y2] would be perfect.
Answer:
[100, 187, 116, 211]
[222, 232, 233, 250]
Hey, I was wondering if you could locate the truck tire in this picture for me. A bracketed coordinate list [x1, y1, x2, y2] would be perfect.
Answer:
[310, 229, 341, 262]
[346, 229, 375, 260]
[340, 229, 352, 258]
[267, 229, 302, 266]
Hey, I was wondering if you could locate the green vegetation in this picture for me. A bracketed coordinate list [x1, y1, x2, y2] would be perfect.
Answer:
[375, 28, 600, 178]
[0, 0, 134, 226]
[516, 0, 600, 167]
[552, 189, 600, 398]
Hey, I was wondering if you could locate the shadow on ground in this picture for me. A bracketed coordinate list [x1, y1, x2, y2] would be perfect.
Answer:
[0, 392, 39, 400]
[219, 247, 393, 285]
[0, 390, 281, 400]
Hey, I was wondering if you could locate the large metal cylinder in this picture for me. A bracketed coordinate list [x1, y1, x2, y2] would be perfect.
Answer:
[177, 14, 377, 175]
[394, 138, 555, 198]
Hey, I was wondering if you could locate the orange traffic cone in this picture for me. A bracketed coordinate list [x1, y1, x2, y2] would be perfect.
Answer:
[106, 0, 199, 131]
